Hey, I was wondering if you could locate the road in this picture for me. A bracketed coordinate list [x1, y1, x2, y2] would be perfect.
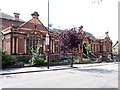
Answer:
[1, 63, 118, 88]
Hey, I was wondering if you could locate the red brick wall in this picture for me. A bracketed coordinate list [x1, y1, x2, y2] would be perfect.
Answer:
[0, 18, 24, 28]
[18, 38, 24, 54]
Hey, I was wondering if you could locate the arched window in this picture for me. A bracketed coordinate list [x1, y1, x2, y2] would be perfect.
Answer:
[26, 31, 43, 54]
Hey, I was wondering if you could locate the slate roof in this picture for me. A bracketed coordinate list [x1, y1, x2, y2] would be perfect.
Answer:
[85, 31, 96, 40]
[0, 12, 24, 22]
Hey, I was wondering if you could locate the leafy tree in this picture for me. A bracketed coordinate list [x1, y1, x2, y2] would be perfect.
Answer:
[54, 27, 85, 67]
[59, 28, 81, 51]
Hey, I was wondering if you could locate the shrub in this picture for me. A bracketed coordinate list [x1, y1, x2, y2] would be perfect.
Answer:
[83, 58, 91, 63]
[17, 57, 30, 64]
[51, 58, 59, 62]
[1, 49, 16, 68]
[29, 57, 46, 66]
[67, 58, 73, 63]
[29, 45, 46, 66]
[34, 58, 46, 65]
[51, 57, 72, 63]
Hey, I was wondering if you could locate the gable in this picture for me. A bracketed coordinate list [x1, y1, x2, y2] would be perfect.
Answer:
[18, 12, 48, 35]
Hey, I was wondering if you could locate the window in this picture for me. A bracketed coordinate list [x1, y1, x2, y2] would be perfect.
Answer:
[26, 31, 43, 54]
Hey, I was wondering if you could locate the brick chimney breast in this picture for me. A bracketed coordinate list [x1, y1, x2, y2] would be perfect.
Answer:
[31, 11, 39, 18]
[14, 12, 20, 21]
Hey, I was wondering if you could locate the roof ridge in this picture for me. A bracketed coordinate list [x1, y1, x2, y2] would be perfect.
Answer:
[0, 12, 24, 22]
[18, 19, 32, 28]
[0, 12, 14, 19]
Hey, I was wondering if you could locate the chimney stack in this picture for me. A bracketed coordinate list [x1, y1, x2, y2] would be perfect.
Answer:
[14, 12, 20, 21]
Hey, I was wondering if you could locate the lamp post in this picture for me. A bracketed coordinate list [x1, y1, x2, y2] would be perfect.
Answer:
[45, 0, 50, 69]
[46, 33, 50, 69]
[48, 0, 49, 31]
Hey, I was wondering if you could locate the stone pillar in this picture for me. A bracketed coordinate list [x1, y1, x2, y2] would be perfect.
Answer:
[53, 40, 55, 53]
[50, 40, 52, 53]
[96, 44, 98, 52]
[98, 44, 100, 52]
[43, 40, 46, 52]
[24, 37, 26, 54]
[16, 37, 18, 54]
[12, 37, 14, 54]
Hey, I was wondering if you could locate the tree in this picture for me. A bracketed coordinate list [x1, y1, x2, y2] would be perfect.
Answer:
[55, 27, 84, 67]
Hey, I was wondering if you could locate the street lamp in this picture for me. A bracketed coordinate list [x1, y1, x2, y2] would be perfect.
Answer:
[45, 0, 50, 69]
[47, 0, 50, 33]
[46, 33, 50, 69]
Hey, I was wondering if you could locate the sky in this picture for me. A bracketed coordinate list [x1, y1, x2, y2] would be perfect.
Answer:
[0, 0, 119, 45]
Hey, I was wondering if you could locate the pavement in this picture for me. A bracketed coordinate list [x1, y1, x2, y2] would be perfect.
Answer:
[0, 62, 118, 75]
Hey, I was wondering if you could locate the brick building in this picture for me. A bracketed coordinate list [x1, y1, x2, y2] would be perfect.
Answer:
[1, 12, 49, 57]
[0, 11, 112, 60]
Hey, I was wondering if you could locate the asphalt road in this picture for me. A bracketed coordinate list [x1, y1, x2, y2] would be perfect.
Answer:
[1, 63, 118, 88]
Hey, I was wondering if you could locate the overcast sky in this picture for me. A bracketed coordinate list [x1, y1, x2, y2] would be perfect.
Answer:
[0, 0, 119, 44]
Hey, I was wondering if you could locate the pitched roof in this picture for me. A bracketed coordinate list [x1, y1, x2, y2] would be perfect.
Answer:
[18, 13, 48, 35]
[85, 31, 96, 40]
[0, 12, 24, 22]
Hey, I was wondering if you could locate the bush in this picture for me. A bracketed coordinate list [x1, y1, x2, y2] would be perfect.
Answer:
[17, 57, 30, 64]
[67, 58, 73, 63]
[29, 46, 47, 66]
[1, 49, 16, 68]
[51, 58, 66, 62]
[29, 58, 46, 66]
[51, 58, 59, 62]
[83, 58, 91, 63]
[51, 57, 72, 63]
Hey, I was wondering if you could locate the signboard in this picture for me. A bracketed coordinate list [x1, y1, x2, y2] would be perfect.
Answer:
[46, 33, 49, 45]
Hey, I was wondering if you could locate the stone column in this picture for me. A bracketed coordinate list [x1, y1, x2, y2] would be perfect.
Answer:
[24, 37, 26, 54]
[50, 40, 52, 53]
[16, 37, 18, 54]
[12, 37, 14, 54]
[53, 40, 55, 53]
[43, 40, 46, 52]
